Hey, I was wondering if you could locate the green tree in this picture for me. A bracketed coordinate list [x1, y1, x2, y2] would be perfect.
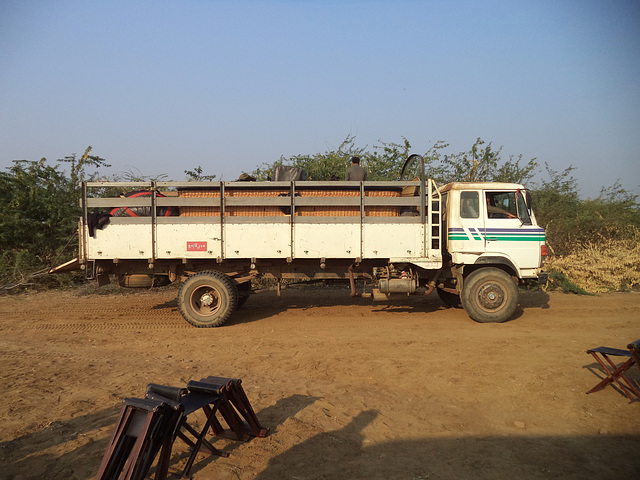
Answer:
[59, 146, 111, 193]
[252, 135, 434, 182]
[366, 137, 414, 180]
[252, 135, 367, 181]
[430, 138, 538, 185]
[252, 135, 538, 185]
[0, 148, 108, 289]
[184, 166, 217, 182]
[527, 164, 639, 256]
[531, 163, 583, 255]
[584, 181, 640, 233]
[0, 159, 74, 287]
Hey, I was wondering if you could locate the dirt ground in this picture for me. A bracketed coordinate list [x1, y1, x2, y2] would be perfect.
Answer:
[0, 284, 639, 480]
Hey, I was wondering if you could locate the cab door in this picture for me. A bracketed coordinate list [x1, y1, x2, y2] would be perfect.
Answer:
[448, 190, 486, 255]
[482, 190, 543, 270]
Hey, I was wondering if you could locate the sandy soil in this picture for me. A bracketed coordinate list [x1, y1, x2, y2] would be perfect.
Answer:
[0, 284, 639, 480]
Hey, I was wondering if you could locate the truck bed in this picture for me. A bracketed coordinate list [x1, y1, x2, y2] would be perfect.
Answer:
[81, 180, 442, 268]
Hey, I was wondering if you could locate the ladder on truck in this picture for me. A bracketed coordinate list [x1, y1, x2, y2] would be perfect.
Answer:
[426, 178, 442, 255]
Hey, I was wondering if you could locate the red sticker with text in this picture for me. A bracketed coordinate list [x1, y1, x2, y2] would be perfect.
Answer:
[187, 241, 207, 252]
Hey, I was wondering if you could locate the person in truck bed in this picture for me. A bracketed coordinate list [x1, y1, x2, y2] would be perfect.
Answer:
[345, 156, 367, 181]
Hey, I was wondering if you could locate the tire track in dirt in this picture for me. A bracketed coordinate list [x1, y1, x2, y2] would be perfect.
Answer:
[0, 349, 77, 360]
[0, 320, 189, 332]
[0, 307, 179, 316]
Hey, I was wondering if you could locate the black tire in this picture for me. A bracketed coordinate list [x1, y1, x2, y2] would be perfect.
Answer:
[460, 268, 518, 323]
[436, 288, 462, 308]
[236, 280, 252, 309]
[178, 271, 238, 327]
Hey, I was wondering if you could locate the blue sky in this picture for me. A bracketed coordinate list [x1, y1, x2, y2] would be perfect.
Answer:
[1, 0, 638, 197]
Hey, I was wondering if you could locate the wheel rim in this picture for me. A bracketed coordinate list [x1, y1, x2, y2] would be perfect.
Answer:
[190, 285, 222, 317]
[475, 282, 507, 312]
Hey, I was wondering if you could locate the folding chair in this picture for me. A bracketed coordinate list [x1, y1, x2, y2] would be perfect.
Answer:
[146, 382, 229, 480]
[95, 397, 182, 480]
[99, 376, 269, 480]
[157, 377, 270, 478]
[586, 339, 640, 401]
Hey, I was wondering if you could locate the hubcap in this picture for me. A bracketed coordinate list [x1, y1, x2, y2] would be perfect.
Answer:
[200, 293, 214, 306]
[190, 286, 221, 316]
[476, 283, 505, 311]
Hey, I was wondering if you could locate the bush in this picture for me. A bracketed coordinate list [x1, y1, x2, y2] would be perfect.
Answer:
[545, 227, 640, 293]
[545, 271, 592, 295]
[0, 149, 108, 291]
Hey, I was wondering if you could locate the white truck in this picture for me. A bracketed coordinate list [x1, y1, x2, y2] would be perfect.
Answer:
[60, 155, 547, 327]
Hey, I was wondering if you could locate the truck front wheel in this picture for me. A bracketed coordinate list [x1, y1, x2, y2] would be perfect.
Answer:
[178, 271, 238, 327]
[461, 268, 518, 323]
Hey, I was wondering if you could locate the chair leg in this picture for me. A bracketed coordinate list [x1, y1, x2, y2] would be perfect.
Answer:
[96, 405, 135, 480]
[197, 377, 269, 438]
[587, 353, 640, 400]
[180, 399, 228, 480]
[148, 407, 183, 480]
[227, 381, 269, 437]
[120, 409, 158, 480]
[153, 434, 174, 480]
[217, 397, 249, 441]
[180, 420, 228, 457]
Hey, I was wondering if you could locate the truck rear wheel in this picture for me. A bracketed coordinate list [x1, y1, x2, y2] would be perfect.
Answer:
[178, 271, 238, 327]
[461, 268, 518, 323]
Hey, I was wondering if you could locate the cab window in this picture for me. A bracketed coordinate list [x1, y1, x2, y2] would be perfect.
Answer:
[485, 191, 518, 219]
[460, 191, 479, 218]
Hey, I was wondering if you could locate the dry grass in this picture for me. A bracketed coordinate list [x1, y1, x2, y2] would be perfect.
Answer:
[546, 227, 640, 293]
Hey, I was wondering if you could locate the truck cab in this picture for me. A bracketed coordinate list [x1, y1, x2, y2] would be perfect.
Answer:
[439, 182, 547, 322]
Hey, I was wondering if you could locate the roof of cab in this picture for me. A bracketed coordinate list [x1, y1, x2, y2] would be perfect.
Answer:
[439, 181, 525, 193]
